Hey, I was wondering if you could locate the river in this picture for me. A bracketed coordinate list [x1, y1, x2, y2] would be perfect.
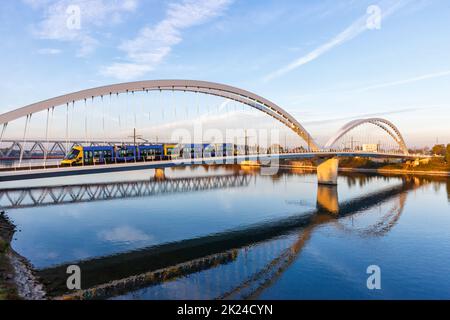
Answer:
[1, 165, 449, 299]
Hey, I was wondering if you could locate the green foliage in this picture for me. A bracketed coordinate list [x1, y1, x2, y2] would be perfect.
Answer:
[0, 287, 8, 300]
[340, 156, 450, 172]
[338, 157, 386, 169]
[446, 144, 450, 164]
[431, 144, 446, 156]
[0, 243, 18, 300]
[0, 239, 8, 254]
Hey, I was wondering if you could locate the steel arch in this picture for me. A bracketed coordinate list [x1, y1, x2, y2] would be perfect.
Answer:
[0, 80, 319, 151]
[324, 118, 409, 155]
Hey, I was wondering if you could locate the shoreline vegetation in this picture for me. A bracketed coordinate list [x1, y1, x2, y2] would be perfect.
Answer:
[0, 211, 19, 300]
[339, 157, 450, 173]
[280, 143, 450, 176]
[281, 157, 450, 177]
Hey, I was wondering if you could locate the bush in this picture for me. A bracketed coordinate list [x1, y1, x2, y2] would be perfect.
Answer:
[0, 239, 8, 254]
[446, 144, 450, 164]
[432, 144, 446, 156]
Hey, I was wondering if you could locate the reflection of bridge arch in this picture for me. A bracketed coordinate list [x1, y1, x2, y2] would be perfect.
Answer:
[0, 174, 250, 210]
[220, 181, 413, 300]
[333, 192, 407, 238]
[0, 80, 319, 151]
[39, 178, 420, 299]
[324, 118, 409, 155]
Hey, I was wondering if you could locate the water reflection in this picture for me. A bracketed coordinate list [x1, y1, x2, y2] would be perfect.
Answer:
[316, 185, 339, 215]
[0, 173, 250, 209]
[35, 176, 425, 299]
[3, 168, 448, 300]
[331, 192, 407, 238]
[447, 179, 450, 202]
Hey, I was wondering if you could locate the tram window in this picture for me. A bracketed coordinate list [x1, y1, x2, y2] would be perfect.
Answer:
[118, 149, 127, 157]
[127, 149, 135, 157]
[65, 149, 80, 160]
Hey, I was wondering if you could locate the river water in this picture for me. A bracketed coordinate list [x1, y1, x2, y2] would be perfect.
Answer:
[1, 166, 449, 299]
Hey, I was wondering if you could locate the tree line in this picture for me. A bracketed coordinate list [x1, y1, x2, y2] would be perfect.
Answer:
[431, 144, 450, 163]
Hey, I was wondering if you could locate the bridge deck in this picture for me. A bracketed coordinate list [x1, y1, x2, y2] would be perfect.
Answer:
[0, 152, 418, 182]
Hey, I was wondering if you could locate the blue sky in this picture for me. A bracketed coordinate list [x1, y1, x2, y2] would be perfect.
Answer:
[0, 0, 449, 147]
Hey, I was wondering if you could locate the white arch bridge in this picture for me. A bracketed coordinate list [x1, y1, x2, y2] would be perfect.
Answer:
[0, 80, 423, 185]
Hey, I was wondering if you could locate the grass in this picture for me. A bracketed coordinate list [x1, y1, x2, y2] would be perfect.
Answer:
[0, 216, 20, 300]
[0, 247, 19, 300]
[0, 238, 9, 254]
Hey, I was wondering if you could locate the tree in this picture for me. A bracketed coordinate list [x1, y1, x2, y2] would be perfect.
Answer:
[431, 144, 446, 156]
[446, 144, 450, 163]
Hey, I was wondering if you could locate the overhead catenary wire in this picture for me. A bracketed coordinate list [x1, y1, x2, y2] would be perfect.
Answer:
[18, 114, 31, 168]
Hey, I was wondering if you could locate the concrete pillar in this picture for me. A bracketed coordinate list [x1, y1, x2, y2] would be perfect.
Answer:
[154, 168, 166, 180]
[316, 185, 339, 214]
[317, 157, 339, 185]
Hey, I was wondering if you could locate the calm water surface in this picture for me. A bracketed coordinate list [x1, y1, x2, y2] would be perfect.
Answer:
[2, 166, 449, 299]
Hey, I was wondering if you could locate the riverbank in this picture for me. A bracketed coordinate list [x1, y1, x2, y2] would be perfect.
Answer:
[339, 167, 450, 177]
[0, 211, 19, 299]
[276, 157, 450, 177]
[277, 164, 450, 177]
[0, 212, 46, 300]
[338, 157, 450, 176]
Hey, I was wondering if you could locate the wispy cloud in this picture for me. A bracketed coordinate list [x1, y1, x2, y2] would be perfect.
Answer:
[25, 0, 139, 57]
[264, 0, 409, 82]
[356, 69, 450, 92]
[37, 48, 62, 55]
[302, 105, 444, 126]
[101, 0, 233, 81]
[289, 69, 450, 102]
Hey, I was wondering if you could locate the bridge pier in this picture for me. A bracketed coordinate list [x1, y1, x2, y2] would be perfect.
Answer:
[154, 168, 166, 180]
[316, 157, 339, 185]
[316, 185, 339, 214]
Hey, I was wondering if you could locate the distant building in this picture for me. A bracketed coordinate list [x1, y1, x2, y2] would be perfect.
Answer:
[362, 144, 378, 152]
